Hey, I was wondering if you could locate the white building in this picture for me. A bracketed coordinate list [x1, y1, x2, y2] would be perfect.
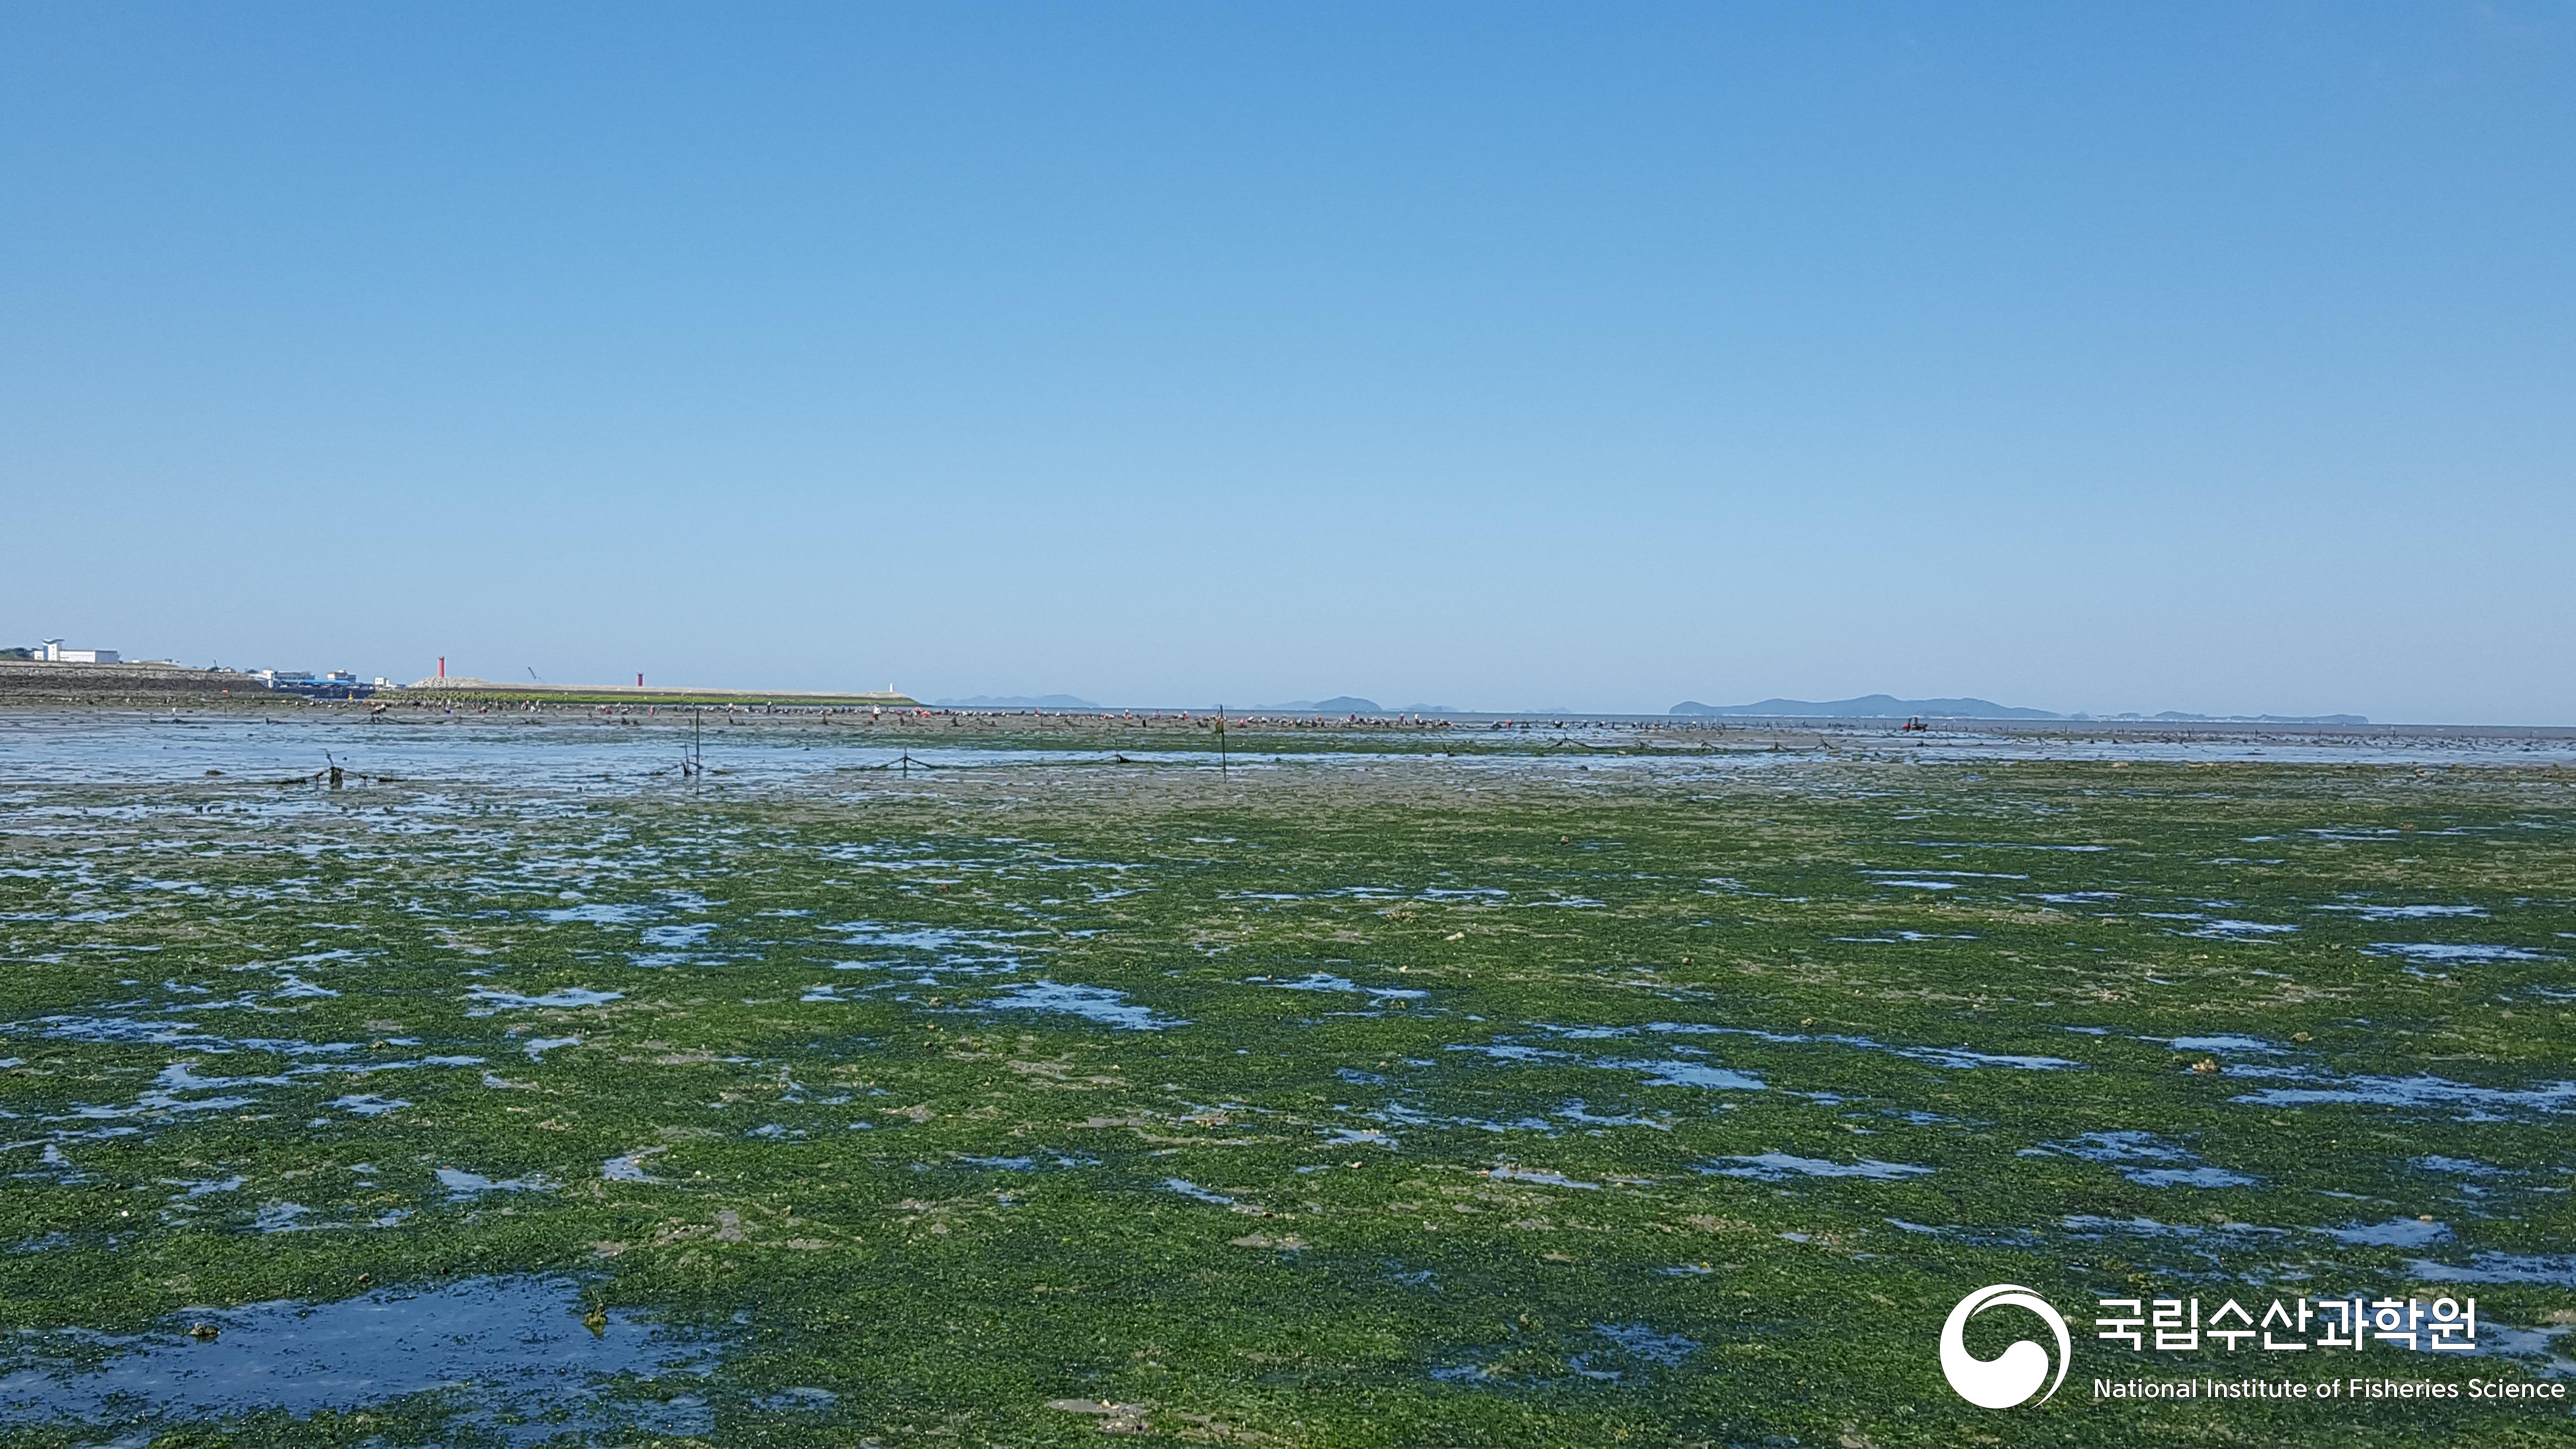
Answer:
[38, 640, 119, 664]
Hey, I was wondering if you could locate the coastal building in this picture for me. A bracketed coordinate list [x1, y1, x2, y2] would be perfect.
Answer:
[37, 640, 120, 664]
[252, 668, 374, 700]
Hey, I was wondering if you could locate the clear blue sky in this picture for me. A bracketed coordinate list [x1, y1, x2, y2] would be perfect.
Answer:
[5, 4, 2570, 721]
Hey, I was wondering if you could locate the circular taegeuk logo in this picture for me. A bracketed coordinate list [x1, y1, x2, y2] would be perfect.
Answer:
[1939, 1284, 2071, 1409]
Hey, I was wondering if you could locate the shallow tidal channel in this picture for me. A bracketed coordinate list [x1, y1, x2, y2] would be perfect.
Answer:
[2, 712, 2574, 1446]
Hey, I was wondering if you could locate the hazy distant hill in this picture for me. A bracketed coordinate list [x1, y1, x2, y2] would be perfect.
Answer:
[937, 694, 1099, 709]
[1671, 694, 2061, 720]
[1261, 697, 1384, 712]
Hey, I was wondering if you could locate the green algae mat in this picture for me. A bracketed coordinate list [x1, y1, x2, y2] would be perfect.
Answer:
[4, 740, 2575, 1445]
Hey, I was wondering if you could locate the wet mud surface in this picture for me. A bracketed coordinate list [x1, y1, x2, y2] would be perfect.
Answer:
[2, 711, 2574, 1444]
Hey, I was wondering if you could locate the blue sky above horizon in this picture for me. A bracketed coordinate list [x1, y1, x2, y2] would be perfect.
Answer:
[4, 3, 2571, 723]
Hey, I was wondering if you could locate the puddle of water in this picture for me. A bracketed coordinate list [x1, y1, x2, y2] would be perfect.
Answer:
[463, 987, 622, 1015]
[1457, 1043, 1553, 1062]
[1887, 1042, 2078, 1071]
[1487, 1166, 1599, 1190]
[1698, 1153, 1931, 1182]
[1592, 1322, 1699, 1365]
[1373, 1102, 1557, 1135]
[253, 1203, 315, 1233]
[2122, 1167, 2261, 1189]
[2159, 1035, 2282, 1055]
[2320, 1218, 2449, 1248]
[1833, 931, 1979, 943]
[2060, 1215, 2289, 1242]
[8, 1015, 307, 1051]
[2226, 1069, 2576, 1120]
[1864, 869, 2029, 881]
[2145, 915, 2300, 939]
[1449, 1037, 1767, 1091]
[983, 981, 1183, 1031]
[327, 1094, 407, 1117]
[601, 1146, 666, 1183]
[639, 923, 716, 949]
[1258, 972, 1428, 1000]
[435, 1167, 553, 1199]
[1636, 1021, 2079, 1072]
[1601, 1058, 1766, 1091]
[1159, 1177, 1238, 1206]
[2406, 1253, 2576, 1287]
[2415, 1156, 2504, 1177]
[953, 1149, 1105, 1171]
[534, 902, 660, 925]
[2473, 1322, 2576, 1376]
[1911, 840, 2110, 852]
[2365, 943, 2546, 964]
[1555, 1101, 1673, 1131]
[0, 1274, 715, 1434]
[2317, 904, 2489, 920]
[828, 922, 1019, 954]
[521, 1036, 580, 1061]
[2024, 1131, 2260, 1188]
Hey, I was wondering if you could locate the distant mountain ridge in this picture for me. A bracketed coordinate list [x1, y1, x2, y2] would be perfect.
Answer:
[1671, 694, 2060, 720]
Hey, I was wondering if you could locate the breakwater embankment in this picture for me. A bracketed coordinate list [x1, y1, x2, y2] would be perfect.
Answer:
[0, 660, 274, 703]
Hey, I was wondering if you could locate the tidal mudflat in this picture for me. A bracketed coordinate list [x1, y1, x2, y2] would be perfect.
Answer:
[4, 712, 2574, 1445]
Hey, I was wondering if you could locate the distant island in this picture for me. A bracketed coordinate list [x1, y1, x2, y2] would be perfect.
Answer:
[1670, 694, 2365, 724]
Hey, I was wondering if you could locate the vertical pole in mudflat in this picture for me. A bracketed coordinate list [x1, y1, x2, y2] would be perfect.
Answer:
[1217, 706, 1227, 778]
